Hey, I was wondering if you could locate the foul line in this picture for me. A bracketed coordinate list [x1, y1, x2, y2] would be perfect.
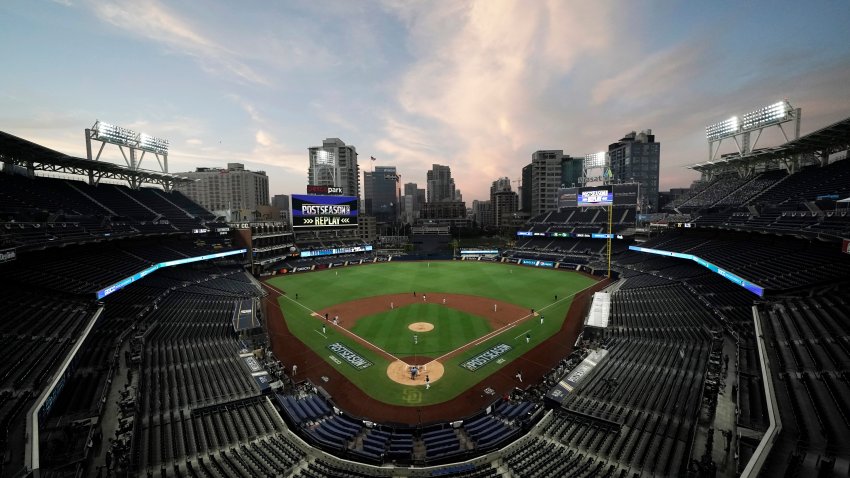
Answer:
[514, 330, 531, 341]
[427, 281, 600, 367]
[282, 294, 404, 364]
[265, 279, 601, 370]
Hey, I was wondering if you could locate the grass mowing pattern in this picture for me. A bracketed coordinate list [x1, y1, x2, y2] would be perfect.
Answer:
[351, 303, 492, 357]
[268, 261, 597, 406]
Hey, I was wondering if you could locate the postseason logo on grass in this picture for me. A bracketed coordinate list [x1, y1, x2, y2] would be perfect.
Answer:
[327, 342, 373, 370]
[461, 343, 513, 371]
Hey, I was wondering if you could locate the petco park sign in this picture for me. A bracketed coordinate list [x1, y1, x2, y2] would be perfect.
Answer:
[327, 342, 373, 370]
[461, 343, 513, 371]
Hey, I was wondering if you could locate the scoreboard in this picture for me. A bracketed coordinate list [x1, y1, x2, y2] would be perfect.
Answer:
[292, 194, 358, 229]
[577, 188, 614, 206]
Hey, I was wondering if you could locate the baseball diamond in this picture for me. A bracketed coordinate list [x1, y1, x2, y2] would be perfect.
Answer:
[265, 261, 600, 420]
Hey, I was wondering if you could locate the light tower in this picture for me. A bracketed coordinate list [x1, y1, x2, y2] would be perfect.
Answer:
[582, 152, 611, 185]
[706, 99, 801, 161]
[84, 120, 170, 189]
[311, 150, 338, 186]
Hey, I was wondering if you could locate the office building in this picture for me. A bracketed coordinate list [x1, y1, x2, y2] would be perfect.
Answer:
[271, 194, 290, 222]
[520, 164, 532, 213]
[490, 177, 518, 229]
[426, 164, 456, 203]
[561, 156, 584, 188]
[308, 138, 359, 198]
[363, 166, 399, 223]
[608, 130, 660, 212]
[175, 162, 269, 214]
[472, 199, 492, 227]
[527, 150, 577, 216]
[401, 182, 425, 224]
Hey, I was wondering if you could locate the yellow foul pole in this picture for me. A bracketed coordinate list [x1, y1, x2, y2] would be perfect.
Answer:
[607, 203, 613, 278]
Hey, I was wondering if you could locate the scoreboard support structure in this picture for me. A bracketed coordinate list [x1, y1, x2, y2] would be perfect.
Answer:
[607, 203, 613, 278]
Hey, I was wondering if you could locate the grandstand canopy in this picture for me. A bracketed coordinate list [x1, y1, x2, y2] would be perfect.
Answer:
[0, 130, 191, 190]
[688, 115, 850, 176]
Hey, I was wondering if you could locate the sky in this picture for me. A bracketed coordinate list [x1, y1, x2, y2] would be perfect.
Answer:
[1, 1, 849, 202]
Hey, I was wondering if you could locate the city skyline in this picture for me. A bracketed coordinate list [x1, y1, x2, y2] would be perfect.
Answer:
[1, 1, 849, 202]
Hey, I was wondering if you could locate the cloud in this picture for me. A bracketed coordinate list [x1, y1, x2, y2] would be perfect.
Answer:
[255, 130, 273, 147]
[88, 1, 269, 85]
[591, 40, 712, 106]
[378, 0, 614, 199]
[226, 94, 265, 123]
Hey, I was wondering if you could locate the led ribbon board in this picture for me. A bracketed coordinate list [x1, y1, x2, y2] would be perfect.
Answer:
[299, 245, 373, 258]
[520, 259, 554, 268]
[516, 231, 625, 240]
[95, 249, 247, 299]
[628, 245, 765, 296]
[460, 249, 499, 255]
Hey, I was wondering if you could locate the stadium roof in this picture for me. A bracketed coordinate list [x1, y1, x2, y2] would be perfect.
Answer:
[0, 130, 191, 188]
[688, 115, 850, 173]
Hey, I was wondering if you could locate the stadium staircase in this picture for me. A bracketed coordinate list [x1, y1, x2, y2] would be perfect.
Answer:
[63, 180, 118, 216]
[152, 188, 197, 219]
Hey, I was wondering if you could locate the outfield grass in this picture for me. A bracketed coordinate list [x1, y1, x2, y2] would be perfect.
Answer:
[268, 261, 597, 406]
[351, 303, 493, 357]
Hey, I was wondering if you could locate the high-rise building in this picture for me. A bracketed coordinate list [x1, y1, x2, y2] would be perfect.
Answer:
[472, 200, 491, 227]
[401, 182, 424, 224]
[608, 130, 660, 212]
[308, 138, 359, 198]
[561, 156, 584, 188]
[490, 177, 511, 196]
[363, 165, 399, 223]
[426, 164, 456, 203]
[175, 162, 269, 213]
[529, 150, 572, 216]
[521, 164, 532, 213]
[490, 177, 518, 229]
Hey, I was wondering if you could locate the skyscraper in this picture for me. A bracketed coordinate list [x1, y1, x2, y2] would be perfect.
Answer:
[363, 165, 399, 223]
[426, 164, 456, 203]
[307, 138, 359, 198]
[528, 150, 573, 216]
[490, 177, 518, 229]
[521, 164, 532, 213]
[608, 130, 660, 212]
[401, 182, 425, 224]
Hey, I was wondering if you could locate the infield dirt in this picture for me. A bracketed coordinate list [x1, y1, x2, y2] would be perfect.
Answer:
[263, 274, 609, 424]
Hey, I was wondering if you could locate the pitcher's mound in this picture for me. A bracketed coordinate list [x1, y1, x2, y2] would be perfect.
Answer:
[408, 322, 434, 332]
[387, 359, 445, 386]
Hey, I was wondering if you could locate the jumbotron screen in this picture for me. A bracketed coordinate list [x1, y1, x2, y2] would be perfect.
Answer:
[577, 188, 614, 206]
[292, 194, 358, 228]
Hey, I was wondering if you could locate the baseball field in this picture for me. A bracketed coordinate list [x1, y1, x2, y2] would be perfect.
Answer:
[265, 261, 597, 407]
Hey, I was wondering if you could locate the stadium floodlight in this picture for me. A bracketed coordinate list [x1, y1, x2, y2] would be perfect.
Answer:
[94, 120, 139, 147]
[584, 152, 607, 169]
[705, 116, 739, 141]
[315, 150, 335, 165]
[139, 133, 169, 155]
[741, 101, 790, 131]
